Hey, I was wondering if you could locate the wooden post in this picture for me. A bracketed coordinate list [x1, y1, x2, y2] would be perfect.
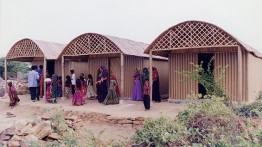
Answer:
[237, 46, 243, 104]
[4, 58, 7, 94]
[62, 56, 65, 97]
[120, 53, 124, 97]
[44, 58, 47, 98]
[149, 51, 153, 105]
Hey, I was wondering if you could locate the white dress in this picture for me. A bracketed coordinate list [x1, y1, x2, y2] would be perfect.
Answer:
[85, 78, 97, 98]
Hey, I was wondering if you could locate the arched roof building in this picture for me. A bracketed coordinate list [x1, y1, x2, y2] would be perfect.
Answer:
[145, 20, 262, 102]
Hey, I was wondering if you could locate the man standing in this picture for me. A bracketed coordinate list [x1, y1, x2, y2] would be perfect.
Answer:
[38, 65, 44, 98]
[70, 69, 76, 95]
[28, 65, 39, 102]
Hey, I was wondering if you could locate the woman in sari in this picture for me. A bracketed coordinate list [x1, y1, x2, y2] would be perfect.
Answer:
[131, 68, 143, 101]
[45, 79, 52, 103]
[152, 67, 161, 102]
[72, 79, 85, 106]
[8, 82, 20, 107]
[96, 66, 108, 103]
[103, 74, 119, 105]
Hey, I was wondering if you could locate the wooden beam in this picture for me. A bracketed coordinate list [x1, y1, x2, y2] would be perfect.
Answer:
[149, 50, 153, 106]
[62, 55, 65, 97]
[120, 53, 124, 97]
[4, 58, 7, 94]
[44, 58, 47, 98]
[237, 46, 243, 103]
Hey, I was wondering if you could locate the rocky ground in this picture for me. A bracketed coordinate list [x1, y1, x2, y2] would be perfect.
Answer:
[0, 95, 185, 146]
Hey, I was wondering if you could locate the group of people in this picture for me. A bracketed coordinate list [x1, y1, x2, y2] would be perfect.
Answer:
[8, 65, 160, 111]
[43, 66, 120, 106]
[27, 65, 44, 102]
[131, 67, 160, 110]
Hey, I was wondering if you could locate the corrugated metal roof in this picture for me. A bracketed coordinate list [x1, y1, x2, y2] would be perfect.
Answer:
[32, 39, 66, 59]
[105, 35, 167, 60]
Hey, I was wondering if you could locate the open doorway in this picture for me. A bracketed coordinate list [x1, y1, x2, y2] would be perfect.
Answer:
[198, 53, 214, 96]
[47, 60, 55, 77]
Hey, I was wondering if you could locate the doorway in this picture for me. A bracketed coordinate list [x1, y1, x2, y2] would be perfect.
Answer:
[198, 53, 214, 96]
[47, 60, 55, 77]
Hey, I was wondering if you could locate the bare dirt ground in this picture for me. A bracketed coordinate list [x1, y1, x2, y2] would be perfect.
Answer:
[0, 95, 186, 144]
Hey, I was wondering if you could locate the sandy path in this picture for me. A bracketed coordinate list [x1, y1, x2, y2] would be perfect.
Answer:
[0, 94, 185, 118]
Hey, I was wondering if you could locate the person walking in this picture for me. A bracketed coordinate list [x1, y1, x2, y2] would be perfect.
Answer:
[28, 65, 39, 102]
[70, 69, 76, 95]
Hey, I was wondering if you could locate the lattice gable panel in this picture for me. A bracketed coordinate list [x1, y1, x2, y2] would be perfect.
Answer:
[63, 34, 121, 56]
[152, 22, 239, 51]
[6, 39, 44, 59]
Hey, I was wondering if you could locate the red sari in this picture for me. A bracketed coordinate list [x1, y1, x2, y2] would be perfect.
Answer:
[8, 86, 20, 107]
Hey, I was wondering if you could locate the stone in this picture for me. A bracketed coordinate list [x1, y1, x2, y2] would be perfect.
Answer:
[31, 122, 46, 135]
[127, 117, 136, 121]
[118, 119, 133, 124]
[14, 120, 28, 131]
[3, 127, 18, 136]
[19, 140, 29, 147]
[109, 120, 118, 124]
[41, 114, 51, 120]
[20, 124, 33, 135]
[73, 121, 84, 128]
[98, 117, 110, 123]
[132, 121, 143, 125]
[122, 124, 133, 128]
[10, 135, 23, 141]
[107, 116, 125, 120]
[65, 115, 78, 121]
[0, 134, 11, 140]
[24, 134, 38, 143]
[135, 117, 145, 121]
[8, 140, 20, 147]
[48, 133, 61, 140]
[36, 126, 52, 139]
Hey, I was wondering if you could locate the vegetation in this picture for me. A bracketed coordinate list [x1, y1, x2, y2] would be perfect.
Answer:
[132, 59, 261, 146]
[234, 101, 262, 117]
[0, 57, 30, 78]
[132, 96, 262, 146]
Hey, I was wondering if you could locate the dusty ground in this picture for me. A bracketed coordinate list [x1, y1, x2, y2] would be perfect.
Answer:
[0, 95, 186, 144]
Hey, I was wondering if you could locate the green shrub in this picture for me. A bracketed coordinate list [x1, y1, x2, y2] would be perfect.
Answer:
[132, 116, 185, 146]
[234, 101, 262, 117]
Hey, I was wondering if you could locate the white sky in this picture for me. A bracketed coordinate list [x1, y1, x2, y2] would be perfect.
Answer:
[0, 0, 262, 57]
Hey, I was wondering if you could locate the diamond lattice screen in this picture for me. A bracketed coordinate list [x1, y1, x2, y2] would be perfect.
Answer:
[63, 34, 121, 56]
[151, 21, 239, 51]
[6, 39, 44, 59]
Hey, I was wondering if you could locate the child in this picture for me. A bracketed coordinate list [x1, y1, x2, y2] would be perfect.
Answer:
[85, 74, 97, 99]
[103, 74, 119, 105]
[57, 76, 62, 97]
[72, 79, 85, 106]
[51, 74, 58, 103]
[64, 75, 71, 99]
[80, 73, 87, 97]
[143, 79, 151, 111]
[45, 79, 52, 103]
[8, 82, 20, 107]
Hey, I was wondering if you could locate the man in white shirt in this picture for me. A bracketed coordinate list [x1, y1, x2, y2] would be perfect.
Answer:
[28, 66, 39, 102]
[70, 69, 76, 95]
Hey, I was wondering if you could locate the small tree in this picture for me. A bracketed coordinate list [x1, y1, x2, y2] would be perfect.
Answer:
[180, 57, 232, 106]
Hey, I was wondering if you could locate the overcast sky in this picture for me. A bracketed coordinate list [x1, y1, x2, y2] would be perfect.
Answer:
[0, 0, 262, 57]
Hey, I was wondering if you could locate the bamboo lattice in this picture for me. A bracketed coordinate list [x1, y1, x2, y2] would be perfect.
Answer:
[62, 34, 121, 56]
[150, 21, 239, 52]
[6, 39, 44, 59]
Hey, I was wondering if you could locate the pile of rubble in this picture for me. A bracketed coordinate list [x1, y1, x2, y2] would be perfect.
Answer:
[63, 111, 145, 129]
[0, 113, 85, 147]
